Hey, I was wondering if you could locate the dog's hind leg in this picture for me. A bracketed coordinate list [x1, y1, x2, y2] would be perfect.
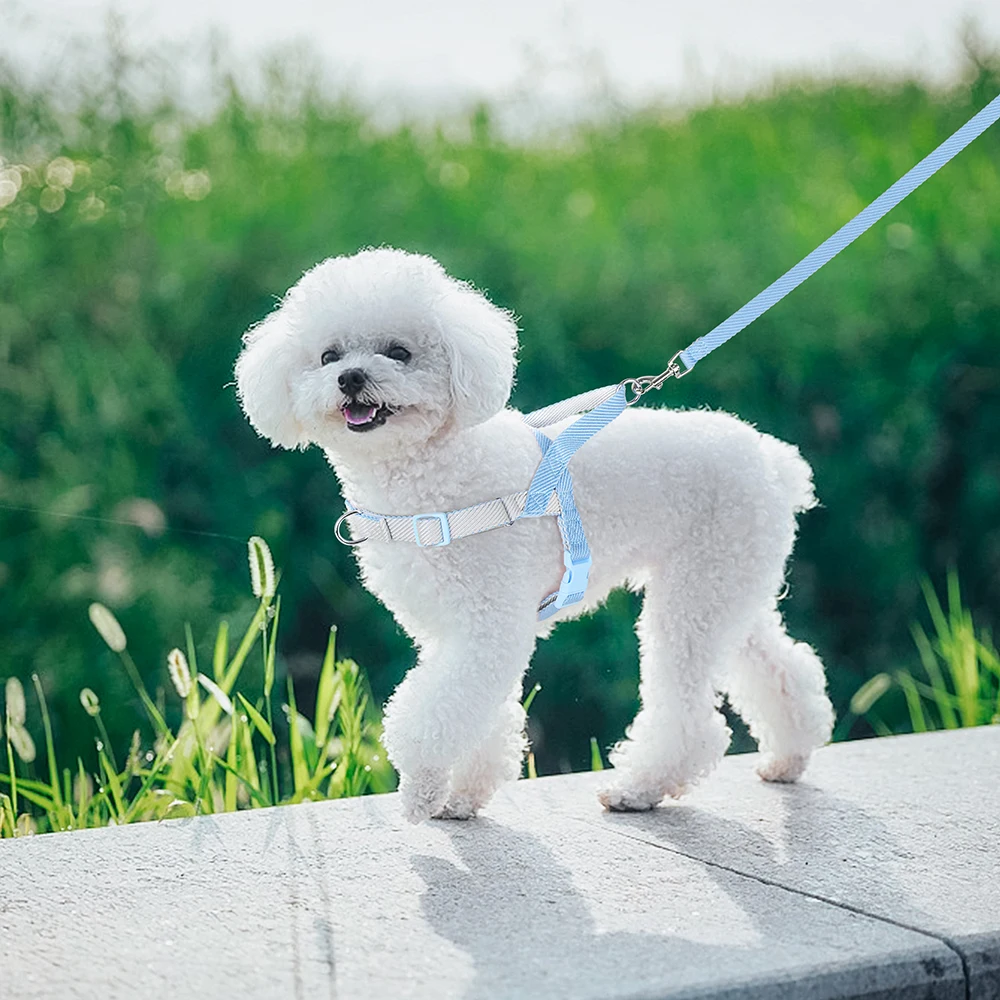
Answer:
[434, 690, 527, 820]
[598, 582, 738, 812]
[724, 608, 834, 783]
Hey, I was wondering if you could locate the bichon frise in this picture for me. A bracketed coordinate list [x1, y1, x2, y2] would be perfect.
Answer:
[235, 248, 834, 823]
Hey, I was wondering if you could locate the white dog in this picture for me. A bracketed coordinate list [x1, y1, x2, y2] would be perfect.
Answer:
[235, 247, 834, 823]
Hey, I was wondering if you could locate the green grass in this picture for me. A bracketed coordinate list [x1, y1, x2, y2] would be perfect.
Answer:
[838, 570, 1000, 739]
[0, 536, 393, 838]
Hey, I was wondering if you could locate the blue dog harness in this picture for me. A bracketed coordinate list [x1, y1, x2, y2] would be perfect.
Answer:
[335, 93, 1000, 621]
[336, 385, 627, 621]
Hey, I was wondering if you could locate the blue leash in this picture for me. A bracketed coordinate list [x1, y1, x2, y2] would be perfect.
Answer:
[624, 91, 1000, 398]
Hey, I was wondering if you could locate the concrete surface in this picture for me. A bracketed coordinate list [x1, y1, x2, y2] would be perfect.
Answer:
[1, 728, 997, 1000]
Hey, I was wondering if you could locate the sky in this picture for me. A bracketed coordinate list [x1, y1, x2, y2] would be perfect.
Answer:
[2, 0, 998, 119]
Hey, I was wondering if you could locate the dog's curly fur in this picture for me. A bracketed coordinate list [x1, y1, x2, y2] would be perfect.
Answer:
[236, 248, 835, 823]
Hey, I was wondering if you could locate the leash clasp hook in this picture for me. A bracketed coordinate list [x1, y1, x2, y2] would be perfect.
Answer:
[620, 350, 693, 405]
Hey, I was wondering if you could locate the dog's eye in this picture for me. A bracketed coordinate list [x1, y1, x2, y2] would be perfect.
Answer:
[321, 349, 340, 366]
[384, 344, 411, 363]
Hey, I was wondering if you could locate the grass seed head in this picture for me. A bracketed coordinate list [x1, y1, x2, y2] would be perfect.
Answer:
[247, 536, 275, 599]
[79, 687, 101, 716]
[4, 677, 26, 726]
[88, 602, 127, 652]
[850, 672, 892, 715]
[9, 722, 36, 764]
[167, 648, 192, 698]
[127, 729, 142, 772]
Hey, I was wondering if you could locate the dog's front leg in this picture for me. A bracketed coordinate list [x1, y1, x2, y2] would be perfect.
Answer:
[434, 687, 527, 819]
[381, 615, 537, 824]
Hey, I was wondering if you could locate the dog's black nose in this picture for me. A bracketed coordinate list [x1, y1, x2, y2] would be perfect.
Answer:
[338, 368, 368, 395]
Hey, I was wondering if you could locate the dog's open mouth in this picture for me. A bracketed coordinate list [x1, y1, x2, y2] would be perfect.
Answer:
[341, 401, 392, 432]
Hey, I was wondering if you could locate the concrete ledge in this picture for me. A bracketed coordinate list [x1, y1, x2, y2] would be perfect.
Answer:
[2, 728, 998, 999]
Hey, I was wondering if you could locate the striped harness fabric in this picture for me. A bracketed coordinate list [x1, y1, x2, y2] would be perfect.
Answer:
[337, 385, 628, 621]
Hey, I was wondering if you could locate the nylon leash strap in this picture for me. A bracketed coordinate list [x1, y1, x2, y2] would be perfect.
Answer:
[620, 91, 1000, 401]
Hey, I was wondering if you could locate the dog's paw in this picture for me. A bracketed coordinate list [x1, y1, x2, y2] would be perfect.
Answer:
[399, 769, 449, 824]
[432, 797, 479, 821]
[597, 781, 683, 812]
[757, 753, 808, 784]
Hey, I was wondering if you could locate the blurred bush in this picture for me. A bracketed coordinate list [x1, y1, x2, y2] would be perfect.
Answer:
[1, 38, 998, 773]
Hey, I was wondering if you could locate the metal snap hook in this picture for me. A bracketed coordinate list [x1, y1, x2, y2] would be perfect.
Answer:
[619, 351, 693, 406]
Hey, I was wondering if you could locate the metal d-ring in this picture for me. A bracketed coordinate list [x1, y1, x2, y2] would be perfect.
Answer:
[334, 509, 369, 546]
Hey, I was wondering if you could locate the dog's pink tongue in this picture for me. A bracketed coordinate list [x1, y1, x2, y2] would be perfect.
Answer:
[344, 405, 377, 425]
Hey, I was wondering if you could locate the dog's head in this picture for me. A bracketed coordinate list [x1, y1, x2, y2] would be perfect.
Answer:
[235, 248, 518, 453]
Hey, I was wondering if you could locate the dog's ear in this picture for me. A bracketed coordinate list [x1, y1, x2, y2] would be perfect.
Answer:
[235, 311, 308, 449]
[440, 284, 517, 429]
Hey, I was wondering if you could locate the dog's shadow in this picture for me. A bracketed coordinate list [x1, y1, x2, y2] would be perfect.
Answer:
[599, 779, 938, 934]
[411, 785, 947, 1000]
[409, 811, 820, 999]
[412, 819, 693, 1000]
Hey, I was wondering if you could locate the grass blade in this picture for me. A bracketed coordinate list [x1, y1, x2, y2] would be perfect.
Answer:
[122, 752, 170, 824]
[184, 623, 199, 679]
[0, 772, 58, 796]
[286, 678, 308, 794]
[264, 596, 281, 699]
[223, 599, 270, 695]
[911, 624, 958, 728]
[5, 723, 17, 815]
[237, 693, 275, 746]
[225, 714, 239, 813]
[118, 649, 171, 739]
[894, 670, 928, 733]
[212, 754, 270, 808]
[314, 626, 337, 751]
[75, 758, 91, 825]
[522, 682, 542, 715]
[213, 620, 229, 682]
[1, 782, 53, 811]
[239, 717, 261, 797]
[589, 736, 605, 771]
[31, 674, 63, 809]
[0, 793, 15, 838]
[99, 753, 126, 823]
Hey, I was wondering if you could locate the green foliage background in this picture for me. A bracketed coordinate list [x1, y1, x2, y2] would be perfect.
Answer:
[1, 41, 998, 774]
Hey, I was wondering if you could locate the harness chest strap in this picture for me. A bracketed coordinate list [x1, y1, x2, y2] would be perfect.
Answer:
[339, 489, 561, 547]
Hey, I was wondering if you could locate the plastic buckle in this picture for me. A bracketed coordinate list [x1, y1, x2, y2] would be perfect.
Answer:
[412, 512, 451, 547]
[551, 550, 592, 610]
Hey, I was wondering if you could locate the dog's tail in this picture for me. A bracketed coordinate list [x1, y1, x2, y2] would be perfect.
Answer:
[760, 433, 817, 513]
